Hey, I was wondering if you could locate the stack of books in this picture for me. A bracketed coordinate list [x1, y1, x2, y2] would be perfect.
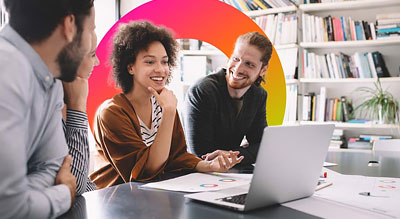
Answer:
[330, 129, 345, 149]
[302, 14, 376, 42]
[220, 0, 297, 12]
[254, 13, 297, 45]
[376, 13, 400, 39]
[347, 134, 392, 150]
[302, 50, 390, 79]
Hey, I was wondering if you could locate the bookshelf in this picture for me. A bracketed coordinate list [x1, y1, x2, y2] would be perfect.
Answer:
[297, 0, 400, 142]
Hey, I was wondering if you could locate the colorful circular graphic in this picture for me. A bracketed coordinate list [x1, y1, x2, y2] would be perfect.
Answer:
[88, 0, 285, 129]
[200, 184, 219, 188]
[218, 178, 236, 182]
[378, 185, 396, 189]
[380, 180, 396, 183]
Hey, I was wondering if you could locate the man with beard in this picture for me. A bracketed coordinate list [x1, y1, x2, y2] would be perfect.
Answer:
[0, 0, 95, 218]
[183, 32, 272, 166]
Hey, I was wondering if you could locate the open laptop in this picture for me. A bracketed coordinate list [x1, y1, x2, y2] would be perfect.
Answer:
[185, 124, 334, 211]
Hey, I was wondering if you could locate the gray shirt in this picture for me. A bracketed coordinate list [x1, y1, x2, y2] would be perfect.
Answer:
[0, 25, 71, 218]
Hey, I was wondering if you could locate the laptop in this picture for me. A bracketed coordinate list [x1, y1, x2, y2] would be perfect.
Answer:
[185, 124, 334, 211]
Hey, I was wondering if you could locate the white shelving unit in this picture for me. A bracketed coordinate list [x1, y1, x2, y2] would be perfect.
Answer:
[299, 0, 399, 12]
[299, 77, 400, 83]
[300, 38, 400, 49]
[297, 0, 400, 139]
[300, 121, 398, 129]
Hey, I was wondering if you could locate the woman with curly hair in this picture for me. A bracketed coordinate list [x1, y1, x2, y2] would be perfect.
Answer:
[90, 21, 243, 188]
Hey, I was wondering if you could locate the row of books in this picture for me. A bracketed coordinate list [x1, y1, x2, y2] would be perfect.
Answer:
[304, 0, 357, 3]
[301, 50, 390, 79]
[283, 84, 298, 123]
[219, 0, 296, 12]
[302, 14, 377, 42]
[376, 13, 400, 39]
[254, 13, 297, 45]
[302, 87, 353, 122]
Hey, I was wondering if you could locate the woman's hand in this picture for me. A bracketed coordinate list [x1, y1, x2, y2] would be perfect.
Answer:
[148, 87, 177, 112]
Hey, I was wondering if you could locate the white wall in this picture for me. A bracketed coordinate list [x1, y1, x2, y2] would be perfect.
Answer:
[94, 0, 117, 43]
[120, 0, 151, 17]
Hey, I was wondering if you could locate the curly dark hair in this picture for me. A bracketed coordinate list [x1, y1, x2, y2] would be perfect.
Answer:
[236, 32, 272, 86]
[111, 21, 179, 93]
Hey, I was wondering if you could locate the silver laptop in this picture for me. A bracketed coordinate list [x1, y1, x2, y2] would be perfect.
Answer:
[185, 124, 334, 211]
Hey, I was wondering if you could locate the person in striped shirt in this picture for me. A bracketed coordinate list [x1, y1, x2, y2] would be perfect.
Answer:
[90, 21, 244, 188]
[62, 32, 99, 195]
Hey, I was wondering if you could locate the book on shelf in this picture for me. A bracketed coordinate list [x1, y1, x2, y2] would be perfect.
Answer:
[283, 84, 298, 123]
[330, 128, 345, 148]
[347, 137, 372, 150]
[301, 92, 352, 122]
[359, 134, 392, 142]
[302, 50, 390, 79]
[303, 0, 358, 4]
[302, 14, 377, 42]
[376, 13, 400, 39]
[277, 46, 298, 80]
[220, 0, 296, 11]
[255, 13, 297, 45]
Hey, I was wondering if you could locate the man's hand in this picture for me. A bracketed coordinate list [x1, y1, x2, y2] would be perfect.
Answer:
[62, 76, 89, 112]
[55, 155, 76, 207]
[208, 151, 244, 172]
[202, 150, 240, 161]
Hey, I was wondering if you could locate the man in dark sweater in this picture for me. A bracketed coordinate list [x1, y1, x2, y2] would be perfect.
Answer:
[183, 32, 273, 165]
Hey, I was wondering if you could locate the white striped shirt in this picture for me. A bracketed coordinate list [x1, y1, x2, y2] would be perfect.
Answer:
[138, 96, 163, 147]
[63, 110, 96, 195]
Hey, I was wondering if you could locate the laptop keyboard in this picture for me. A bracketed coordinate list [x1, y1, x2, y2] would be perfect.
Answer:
[220, 193, 247, 205]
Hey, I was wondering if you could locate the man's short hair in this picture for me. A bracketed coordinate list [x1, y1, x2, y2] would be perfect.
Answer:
[111, 21, 179, 94]
[236, 32, 273, 68]
[236, 32, 273, 86]
[4, 0, 94, 43]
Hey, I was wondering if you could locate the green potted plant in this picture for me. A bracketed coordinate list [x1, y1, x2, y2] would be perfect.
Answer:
[354, 79, 399, 124]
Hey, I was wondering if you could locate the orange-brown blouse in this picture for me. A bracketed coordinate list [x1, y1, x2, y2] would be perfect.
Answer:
[90, 93, 201, 189]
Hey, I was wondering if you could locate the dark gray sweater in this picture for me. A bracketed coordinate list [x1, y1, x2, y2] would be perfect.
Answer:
[183, 69, 268, 165]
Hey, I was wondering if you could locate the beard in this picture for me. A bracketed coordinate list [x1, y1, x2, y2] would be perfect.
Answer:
[226, 68, 254, 89]
[56, 30, 86, 82]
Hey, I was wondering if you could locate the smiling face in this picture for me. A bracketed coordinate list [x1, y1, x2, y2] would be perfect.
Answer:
[128, 41, 170, 93]
[225, 41, 268, 98]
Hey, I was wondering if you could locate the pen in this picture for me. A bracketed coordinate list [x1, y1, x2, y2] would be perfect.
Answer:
[359, 192, 389, 198]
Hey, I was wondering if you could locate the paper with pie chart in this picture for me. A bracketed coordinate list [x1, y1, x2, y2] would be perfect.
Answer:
[141, 173, 252, 192]
[312, 172, 400, 218]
